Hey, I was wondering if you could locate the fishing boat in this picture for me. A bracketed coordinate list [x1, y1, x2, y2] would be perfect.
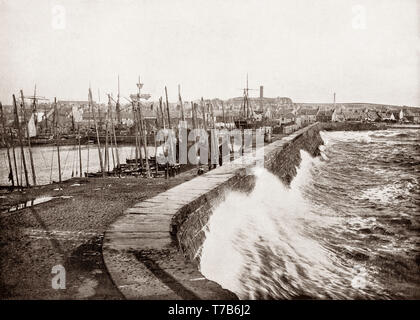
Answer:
[234, 75, 264, 129]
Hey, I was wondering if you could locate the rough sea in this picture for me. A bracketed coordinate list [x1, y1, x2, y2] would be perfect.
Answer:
[200, 129, 420, 299]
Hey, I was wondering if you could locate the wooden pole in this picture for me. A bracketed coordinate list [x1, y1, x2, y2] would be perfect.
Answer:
[165, 86, 171, 129]
[154, 118, 158, 176]
[159, 97, 166, 129]
[210, 102, 215, 128]
[222, 101, 226, 127]
[89, 88, 104, 177]
[116, 75, 121, 125]
[138, 102, 151, 177]
[10, 129, 19, 187]
[191, 102, 195, 129]
[106, 96, 115, 170]
[78, 126, 82, 177]
[136, 107, 144, 170]
[109, 95, 120, 167]
[132, 102, 139, 169]
[178, 84, 185, 121]
[104, 120, 109, 173]
[54, 98, 62, 183]
[20, 90, 36, 186]
[201, 98, 207, 131]
[13, 94, 30, 187]
[0, 102, 14, 186]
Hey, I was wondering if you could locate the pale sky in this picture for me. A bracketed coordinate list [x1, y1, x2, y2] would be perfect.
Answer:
[0, 0, 419, 105]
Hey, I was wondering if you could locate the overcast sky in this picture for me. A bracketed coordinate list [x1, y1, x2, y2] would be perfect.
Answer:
[0, 0, 419, 105]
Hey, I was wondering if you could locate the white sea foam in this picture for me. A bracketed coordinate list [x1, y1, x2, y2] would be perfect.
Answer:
[199, 150, 360, 299]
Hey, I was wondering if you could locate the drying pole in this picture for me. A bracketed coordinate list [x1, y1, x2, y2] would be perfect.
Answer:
[201, 98, 207, 131]
[159, 97, 166, 129]
[130, 101, 139, 172]
[13, 94, 29, 187]
[154, 117, 159, 176]
[165, 86, 171, 129]
[136, 77, 150, 176]
[10, 129, 19, 187]
[0, 102, 14, 186]
[192, 102, 197, 130]
[20, 90, 36, 186]
[116, 75, 121, 125]
[138, 102, 150, 177]
[109, 94, 120, 167]
[222, 100, 226, 127]
[136, 106, 144, 170]
[89, 87, 104, 177]
[86, 101, 91, 176]
[178, 85, 185, 121]
[53, 98, 62, 183]
[107, 95, 115, 170]
[104, 118, 109, 171]
[78, 125, 82, 177]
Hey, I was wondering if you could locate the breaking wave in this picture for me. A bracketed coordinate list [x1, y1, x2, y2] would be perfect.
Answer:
[199, 129, 420, 299]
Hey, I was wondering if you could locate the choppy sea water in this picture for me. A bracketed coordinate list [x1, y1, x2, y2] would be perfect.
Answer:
[200, 129, 420, 299]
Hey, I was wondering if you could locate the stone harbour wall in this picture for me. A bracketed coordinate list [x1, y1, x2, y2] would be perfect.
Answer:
[174, 123, 324, 264]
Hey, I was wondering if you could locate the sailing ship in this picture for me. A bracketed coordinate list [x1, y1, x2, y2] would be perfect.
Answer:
[234, 75, 263, 129]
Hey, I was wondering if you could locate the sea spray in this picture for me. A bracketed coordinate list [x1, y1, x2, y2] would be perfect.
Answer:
[200, 150, 360, 299]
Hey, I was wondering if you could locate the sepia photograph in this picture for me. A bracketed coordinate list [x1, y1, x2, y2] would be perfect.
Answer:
[0, 0, 419, 313]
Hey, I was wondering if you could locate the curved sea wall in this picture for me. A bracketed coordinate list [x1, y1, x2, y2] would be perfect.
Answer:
[103, 123, 324, 299]
[174, 123, 324, 266]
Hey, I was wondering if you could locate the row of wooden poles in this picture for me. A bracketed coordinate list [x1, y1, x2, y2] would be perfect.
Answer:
[0, 89, 70, 188]
[0, 82, 232, 188]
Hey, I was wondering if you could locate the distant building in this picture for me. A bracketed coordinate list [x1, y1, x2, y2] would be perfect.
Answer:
[331, 107, 346, 122]
[282, 122, 297, 134]
[402, 109, 420, 123]
[298, 107, 318, 125]
[366, 109, 380, 122]
[343, 109, 365, 122]
[316, 109, 333, 122]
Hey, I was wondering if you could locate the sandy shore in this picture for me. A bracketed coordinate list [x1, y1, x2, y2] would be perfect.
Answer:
[0, 171, 198, 299]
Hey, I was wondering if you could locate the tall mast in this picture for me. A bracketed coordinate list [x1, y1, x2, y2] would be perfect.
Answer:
[178, 84, 185, 121]
[201, 97, 207, 131]
[165, 86, 171, 129]
[20, 90, 36, 185]
[109, 94, 120, 167]
[137, 76, 150, 177]
[13, 94, 29, 187]
[32, 85, 37, 126]
[132, 102, 139, 169]
[10, 129, 19, 187]
[222, 100, 226, 127]
[159, 97, 165, 129]
[89, 87, 104, 176]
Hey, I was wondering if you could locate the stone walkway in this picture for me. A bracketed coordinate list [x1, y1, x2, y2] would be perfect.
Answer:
[102, 124, 320, 299]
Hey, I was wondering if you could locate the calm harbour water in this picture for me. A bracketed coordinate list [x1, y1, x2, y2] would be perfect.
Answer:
[200, 129, 420, 299]
[0, 144, 159, 186]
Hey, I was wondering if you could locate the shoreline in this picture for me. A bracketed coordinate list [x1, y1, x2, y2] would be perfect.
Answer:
[0, 170, 199, 299]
